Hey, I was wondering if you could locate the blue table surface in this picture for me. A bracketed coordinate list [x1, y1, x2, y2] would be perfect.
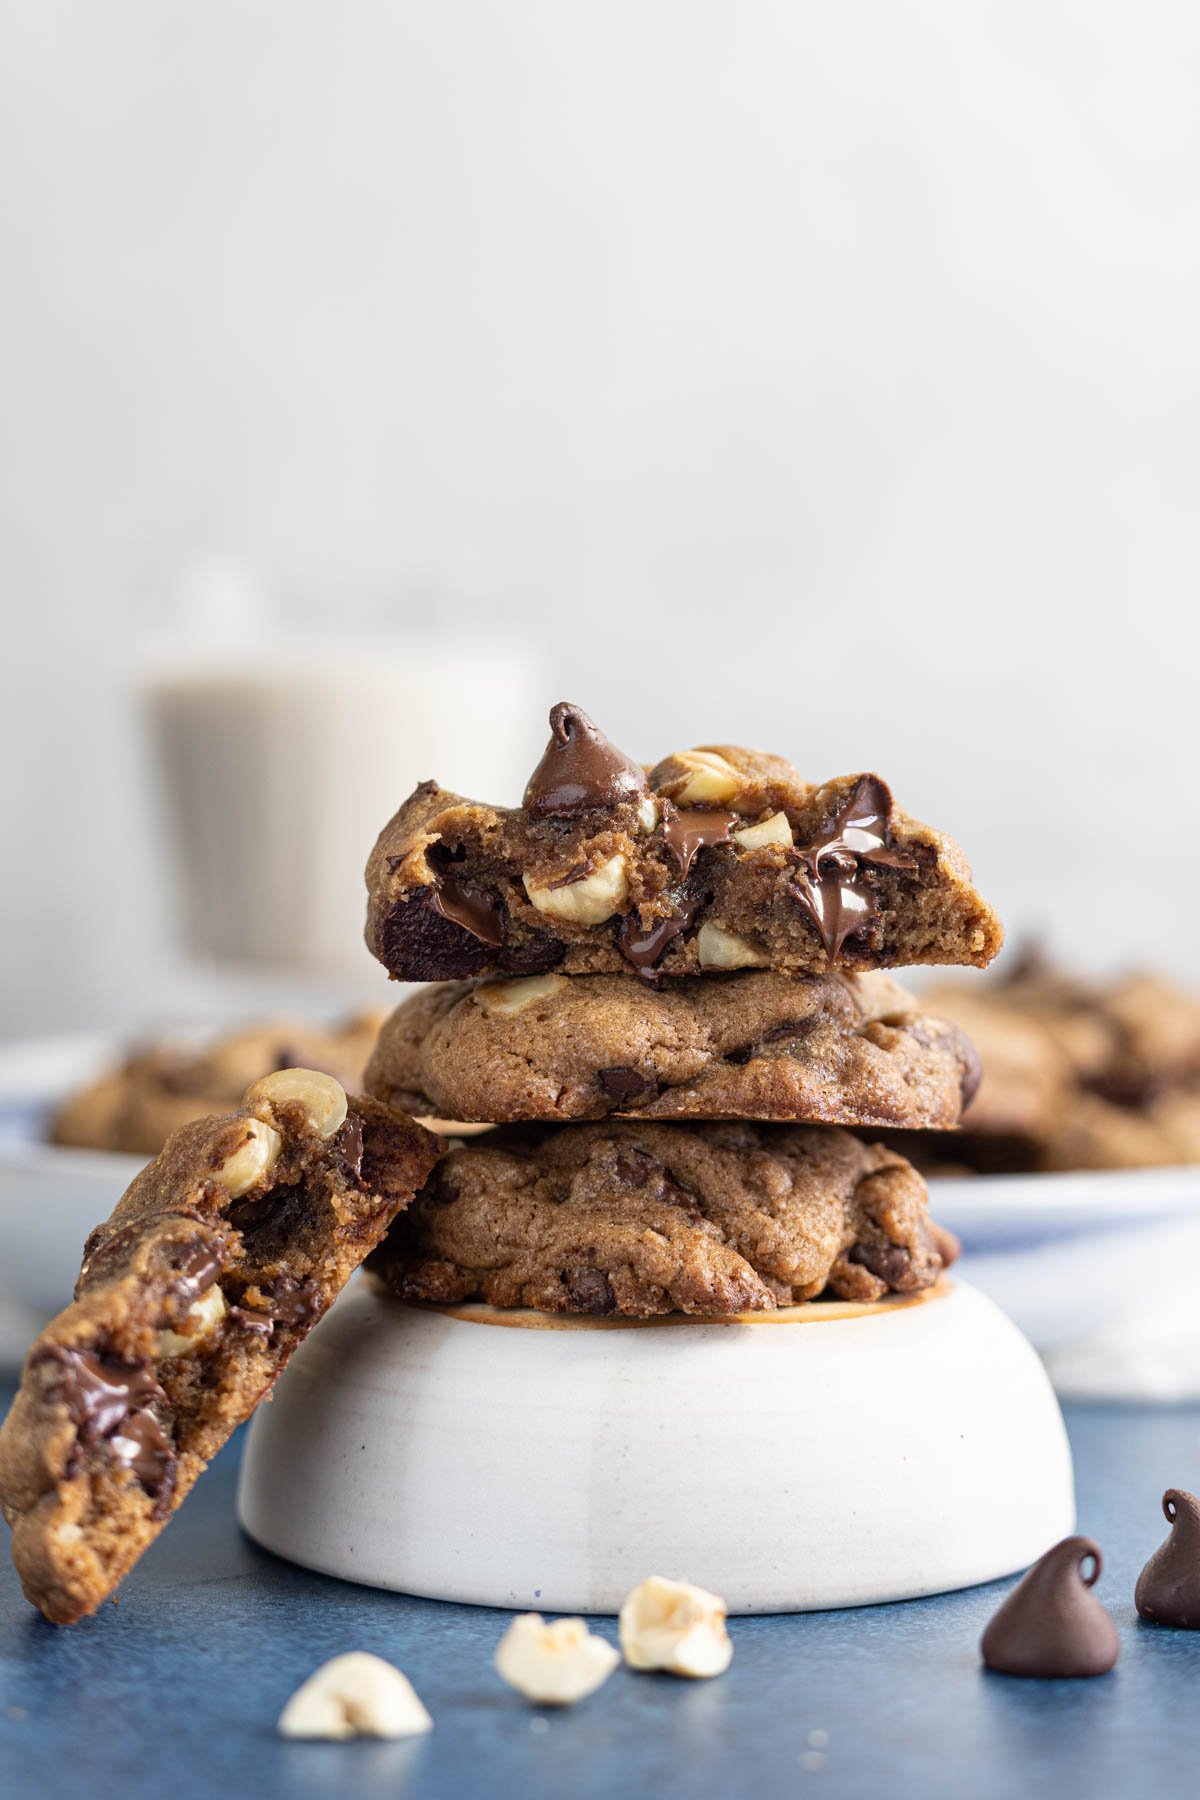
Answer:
[3, 1390, 1200, 1800]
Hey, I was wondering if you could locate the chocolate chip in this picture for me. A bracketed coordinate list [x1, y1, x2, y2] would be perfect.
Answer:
[430, 872, 505, 948]
[39, 1345, 175, 1502]
[1135, 1490, 1200, 1628]
[660, 803, 735, 879]
[333, 1114, 365, 1183]
[618, 891, 704, 977]
[598, 1066, 657, 1105]
[497, 933, 566, 977]
[981, 1536, 1119, 1677]
[563, 1266, 617, 1313]
[524, 703, 648, 819]
[848, 1241, 913, 1288]
[614, 1148, 655, 1186]
[789, 776, 918, 958]
[382, 888, 498, 981]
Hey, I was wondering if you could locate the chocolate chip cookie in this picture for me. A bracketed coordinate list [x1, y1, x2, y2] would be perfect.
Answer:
[367, 1121, 957, 1318]
[365, 969, 980, 1129]
[49, 1011, 385, 1157]
[364, 703, 1003, 984]
[0, 1069, 442, 1623]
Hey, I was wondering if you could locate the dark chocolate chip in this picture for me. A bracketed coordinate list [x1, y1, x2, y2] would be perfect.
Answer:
[430, 873, 505, 948]
[497, 934, 566, 977]
[618, 891, 704, 977]
[1135, 1490, 1200, 1628]
[981, 1536, 1119, 1677]
[614, 1149, 655, 1186]
[848, 1242, 913, 1288]
[789, 775, 918, 958]
[382, 888, 498, 981]
[524, 702, 648, 819]
[660, 804, 735, 879]
[563, 1266, 617, 1314]
[39, 1345, 175, 1502]
[598, 1066, 657, 1106]
[333, 1114, 366, 1184]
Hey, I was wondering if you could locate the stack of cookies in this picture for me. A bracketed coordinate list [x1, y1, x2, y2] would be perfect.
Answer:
[359, 704, 1003, 1318]
[0, 699, 1003, 1627]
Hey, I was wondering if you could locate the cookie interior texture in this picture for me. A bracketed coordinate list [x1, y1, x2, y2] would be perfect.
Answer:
[368, 1121, 957, 1319]
[365, 968, 980, 1128]
[0, 1094, 441, 1623]
[364, 709, 1002, 985]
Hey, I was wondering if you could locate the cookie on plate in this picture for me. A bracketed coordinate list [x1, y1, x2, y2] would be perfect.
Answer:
[364, 703, 1002, 984]
[48, 1011, 385, 1157]
[367, 1120, 957, 1318]
[0, 1069, 442, 1623]
[365, 969, 980, 1129]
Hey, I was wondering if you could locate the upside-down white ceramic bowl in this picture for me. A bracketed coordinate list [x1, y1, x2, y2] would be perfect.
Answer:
[238, 1277, 1074, 1614]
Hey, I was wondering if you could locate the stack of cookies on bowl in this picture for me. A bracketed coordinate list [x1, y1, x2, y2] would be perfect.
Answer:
[360, 704, 1002, 1318]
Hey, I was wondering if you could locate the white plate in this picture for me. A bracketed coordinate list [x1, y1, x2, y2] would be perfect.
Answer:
[1, 1033, 1198, 1374]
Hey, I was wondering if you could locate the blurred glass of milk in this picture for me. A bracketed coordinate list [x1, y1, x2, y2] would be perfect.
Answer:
[139, 565, 544, 976]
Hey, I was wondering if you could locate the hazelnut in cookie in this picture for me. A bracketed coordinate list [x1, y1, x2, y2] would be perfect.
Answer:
[0, 1070, 442, 1623]
[364, 703, 1002, 984]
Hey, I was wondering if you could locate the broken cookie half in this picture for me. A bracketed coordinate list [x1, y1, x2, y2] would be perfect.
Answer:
[0, 1069, 443, 1624]
[364, 703, 1003, 985]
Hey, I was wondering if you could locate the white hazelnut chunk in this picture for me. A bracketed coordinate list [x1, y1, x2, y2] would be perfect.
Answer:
[619, 1577, 733, 1679]
[494, 1614, 620, 1706]
[245, 1068, 348, 1140]
[278, 1653, 433, 1741]
[523, 855, 628, 926]
[473, 974, 569, 1018]
[636, 795, 660, 834]
[212, 1117, 283, 1198]
[696, 922, 769, 970]
[733, 811, 794, 851]
[155, 1284, 227, 1358]
[663, 751, 742, 807]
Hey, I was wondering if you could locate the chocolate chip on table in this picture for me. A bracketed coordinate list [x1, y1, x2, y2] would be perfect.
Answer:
[981, 1536, 1120, 1677]
[1135, 1490, 1200, 1628]
[524, 702, 649, 819]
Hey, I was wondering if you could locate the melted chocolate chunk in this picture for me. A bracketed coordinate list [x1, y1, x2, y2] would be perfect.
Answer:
[618, 892, 705, 978]
[848, 1242, 913, 1287]
[524, 702, 648, 819]
[333, 1114, 365, 1184]
[498, 934, 566, 977]
[598, 1066, 657, 1105]
[660, 804, 735, 879]
[981, 1536, 1119, 1677]
[430, 874, 505, 948]
[563, 1266, 617, 1314]
[382, 888, 497, 981]
[168, 1240, 225, 1301]
[40, 1346, 175, 1501]
[789, 776, 918, 959]
[1135, 1490, 1200, 1628]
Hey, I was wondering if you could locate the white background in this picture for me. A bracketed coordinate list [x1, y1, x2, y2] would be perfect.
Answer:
[2, 2, 1198, 1036]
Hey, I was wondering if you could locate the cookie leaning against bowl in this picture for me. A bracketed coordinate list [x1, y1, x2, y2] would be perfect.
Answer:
[368, 1121, 959, 1318]
[0, 1070, 443, 1624]
[363, 702, 1003, 984]
[365, 969, 981, 1127]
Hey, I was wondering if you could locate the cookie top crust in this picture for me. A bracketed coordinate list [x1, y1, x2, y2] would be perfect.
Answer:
[365, 969, 980, 1129]
[364, 704, 1002, 984]
[49, 1011, 384, 1157]
[368, 1120, 957, 1318]
[0, 1073, 442, 1624]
